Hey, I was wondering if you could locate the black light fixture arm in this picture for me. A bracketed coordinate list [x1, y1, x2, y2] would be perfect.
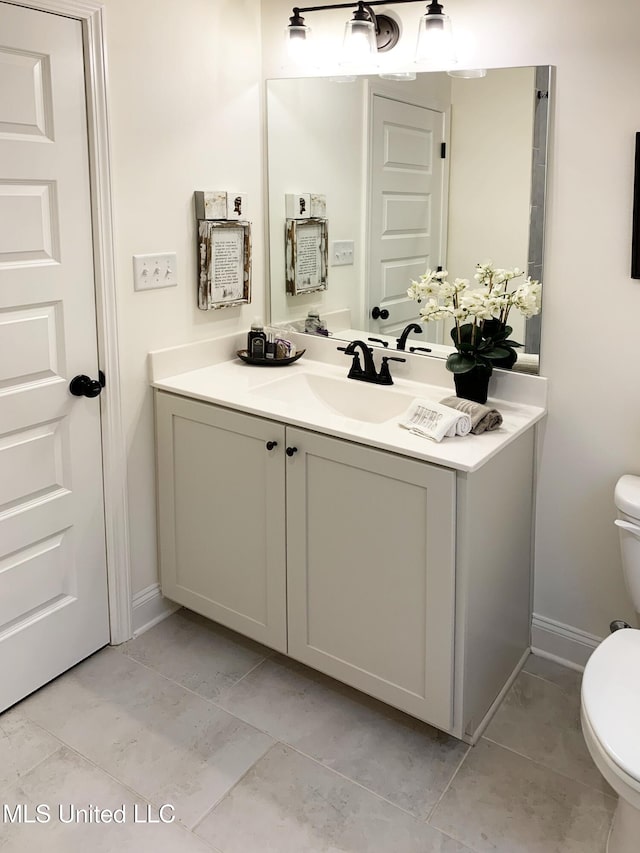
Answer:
[293, 0, 419, 15]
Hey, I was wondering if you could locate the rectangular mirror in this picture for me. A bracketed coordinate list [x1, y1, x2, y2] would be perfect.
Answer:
[266, 66, 551, 373]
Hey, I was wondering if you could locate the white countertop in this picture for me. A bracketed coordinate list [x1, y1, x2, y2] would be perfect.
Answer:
[151, 341, 546, 473]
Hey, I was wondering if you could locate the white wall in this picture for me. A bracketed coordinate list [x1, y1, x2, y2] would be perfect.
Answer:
[102, 0, 264, 595]
[262, 0, 640, 645]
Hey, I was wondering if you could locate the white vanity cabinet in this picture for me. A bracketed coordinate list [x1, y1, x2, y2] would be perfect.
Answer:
[155, 388, 535, 741]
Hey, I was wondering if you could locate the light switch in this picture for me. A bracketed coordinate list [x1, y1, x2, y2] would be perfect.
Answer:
[331, 240, 354, 266]
[133, 253, 178, 291]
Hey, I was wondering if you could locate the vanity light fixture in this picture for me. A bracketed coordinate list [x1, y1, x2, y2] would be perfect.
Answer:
[285, 0, 457, 69]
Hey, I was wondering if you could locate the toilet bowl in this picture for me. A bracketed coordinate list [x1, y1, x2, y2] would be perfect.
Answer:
[581, 474, 640, 853]
[581, 629, 640, 853]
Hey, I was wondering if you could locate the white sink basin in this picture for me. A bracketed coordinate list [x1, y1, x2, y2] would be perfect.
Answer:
[252, 372, 416, 423]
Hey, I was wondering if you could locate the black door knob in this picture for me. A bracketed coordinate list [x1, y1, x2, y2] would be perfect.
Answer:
[266, 440, 278, 451]
[286, 446, 298, 457]
[69, 374, 103, 398]
[371, 306, 389, 320]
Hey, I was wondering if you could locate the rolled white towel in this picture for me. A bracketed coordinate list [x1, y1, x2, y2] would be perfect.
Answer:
[399, 399, 472, 443]
[439, 395, 503, 434]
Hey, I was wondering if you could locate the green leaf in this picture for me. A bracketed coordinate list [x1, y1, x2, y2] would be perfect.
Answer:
[484, 347, 512, 360]
[446, 352, 477, 373]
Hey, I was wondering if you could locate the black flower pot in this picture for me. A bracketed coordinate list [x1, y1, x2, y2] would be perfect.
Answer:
[452, 364, 492, 404]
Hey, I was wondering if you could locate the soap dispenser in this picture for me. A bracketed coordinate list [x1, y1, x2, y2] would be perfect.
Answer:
[248, 320, 267, 358]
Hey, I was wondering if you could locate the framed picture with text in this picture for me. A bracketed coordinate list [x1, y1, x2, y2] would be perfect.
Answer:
[198, 220, 251, 310]
[285, 217, 328, 295]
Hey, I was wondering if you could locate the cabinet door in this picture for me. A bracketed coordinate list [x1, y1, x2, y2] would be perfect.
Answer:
[155, 392, 287, 651]
[286, 428, 456, 730]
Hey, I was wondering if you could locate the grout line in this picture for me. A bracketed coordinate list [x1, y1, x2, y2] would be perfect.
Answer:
[520, 668, 582, 691]
[190, 736, 276, 832]
[190, 741, 285, 834]
[116, 651, 254, 714]
[3, 727, 225, 850]
[282, 741, 437, 823]
[0, 714, 67, 787]
[479, 736, 617, 800]
[220, 655, 271, 693]
[424, 743, 472, 824]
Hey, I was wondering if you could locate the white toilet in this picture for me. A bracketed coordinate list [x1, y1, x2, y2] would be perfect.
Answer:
[581, 474, 640, 853]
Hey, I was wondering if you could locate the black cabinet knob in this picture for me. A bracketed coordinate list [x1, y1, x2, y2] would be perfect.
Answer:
[371, 306, 390, 320]
[266, 440, 278, 451]
[286, 446, 298, 457]
[69, 374, 103, 398]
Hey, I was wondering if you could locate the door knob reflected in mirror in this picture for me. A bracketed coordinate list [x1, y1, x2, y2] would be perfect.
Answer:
[69, 373, 104, 398]
[371, 306, 389, 321]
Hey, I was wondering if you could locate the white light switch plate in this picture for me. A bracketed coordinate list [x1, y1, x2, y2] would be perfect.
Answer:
[133, 253, 178, 291]
[331, 240, 354, 266]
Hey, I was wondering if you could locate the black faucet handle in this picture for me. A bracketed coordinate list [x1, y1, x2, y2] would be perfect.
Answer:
[367, 337, 389, 348]
[377, 355, 406, 385]
[409, 346, 432, 354]
[337, 346, 365, 377]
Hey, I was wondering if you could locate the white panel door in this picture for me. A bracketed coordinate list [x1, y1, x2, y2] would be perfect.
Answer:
[368, 96, 446, 345]
[0, 2, 109, 710]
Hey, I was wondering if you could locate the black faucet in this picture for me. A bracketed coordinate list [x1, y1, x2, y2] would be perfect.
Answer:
[338, 340, 377, 381]
[337, 341, 406, 385]
[396, 322, 423, 351]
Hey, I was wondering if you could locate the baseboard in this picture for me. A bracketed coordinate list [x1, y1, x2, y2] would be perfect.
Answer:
[531, 613, 603, 671]
[132, 583, 179, 638]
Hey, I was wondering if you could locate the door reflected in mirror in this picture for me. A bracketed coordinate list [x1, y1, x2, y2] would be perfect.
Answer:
[266, 66, 551, 374]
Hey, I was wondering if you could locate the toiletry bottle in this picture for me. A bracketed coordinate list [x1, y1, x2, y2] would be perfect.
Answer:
[248, 320, 266, 359]
[304, 310, 321, 334]
[304, 309, 328, 336]
[265, 331, 276, 360]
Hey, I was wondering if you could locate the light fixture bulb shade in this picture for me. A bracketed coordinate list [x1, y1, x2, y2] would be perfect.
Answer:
[379, 71, 417, 82]
[342, 17, 377, 66]
[448, 68, 487, 79]
[415, 10, 455, 68]
[285, 23, 311, 64]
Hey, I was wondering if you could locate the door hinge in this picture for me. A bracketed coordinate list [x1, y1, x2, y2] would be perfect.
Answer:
[440, 142, 447, 159]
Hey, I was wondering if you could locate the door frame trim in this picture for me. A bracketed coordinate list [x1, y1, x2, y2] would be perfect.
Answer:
[4, 0, 133, 643]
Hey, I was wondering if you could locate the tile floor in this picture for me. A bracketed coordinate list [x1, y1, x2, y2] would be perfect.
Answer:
[0, 609, 616, 852]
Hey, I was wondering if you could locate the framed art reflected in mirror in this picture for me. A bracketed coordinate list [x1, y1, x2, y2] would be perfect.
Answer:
[285, 217, 328, 295]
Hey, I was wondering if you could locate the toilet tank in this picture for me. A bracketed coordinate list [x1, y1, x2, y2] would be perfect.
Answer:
[615, 474, 640, 613]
